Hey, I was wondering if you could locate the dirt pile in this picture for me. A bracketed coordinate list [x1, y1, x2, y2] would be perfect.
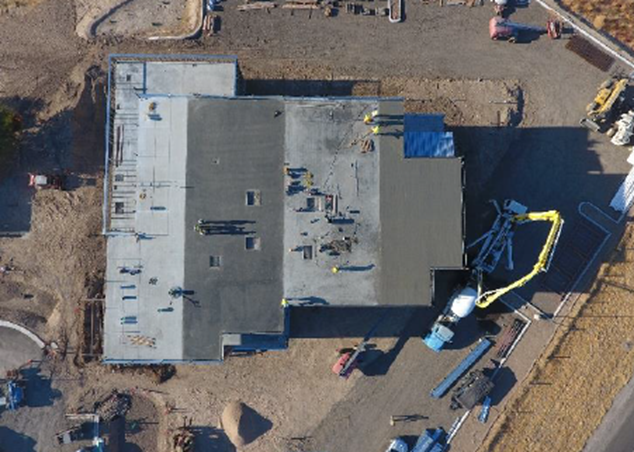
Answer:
[479, 224, 634, 452]
[221, 401, 272, 447]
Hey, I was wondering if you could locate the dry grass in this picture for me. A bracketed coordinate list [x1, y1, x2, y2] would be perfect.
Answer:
[560, 0, 634, 50]
[479, 225, 634, 452]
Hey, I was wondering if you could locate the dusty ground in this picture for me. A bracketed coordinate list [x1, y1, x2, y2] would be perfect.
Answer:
[559, 0, 634, 50]
[0, 0, 633, 451]
[478, 222, 634, 452]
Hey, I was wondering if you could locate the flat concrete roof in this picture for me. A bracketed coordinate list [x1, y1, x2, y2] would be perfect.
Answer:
[379, 100, 464, 306]
[183, 98, 286, 360]
[283, 99, 383, 306]
[103, 56, 464, 362]
[104, 56, 238, 363]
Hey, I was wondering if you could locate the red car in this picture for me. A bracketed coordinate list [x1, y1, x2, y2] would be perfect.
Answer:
[28, 173, 64, 190]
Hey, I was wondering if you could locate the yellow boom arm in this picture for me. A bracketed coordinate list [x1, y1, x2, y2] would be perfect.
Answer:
[476, 210, 563, 308]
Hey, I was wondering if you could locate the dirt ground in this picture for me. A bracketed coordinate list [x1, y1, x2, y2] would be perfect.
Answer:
[559, 0, 634, 50]
[0, 0, 633, 451]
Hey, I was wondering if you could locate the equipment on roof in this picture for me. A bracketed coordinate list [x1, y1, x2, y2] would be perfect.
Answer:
[580, 77, 629, 133]
[423, 200, 563, 352]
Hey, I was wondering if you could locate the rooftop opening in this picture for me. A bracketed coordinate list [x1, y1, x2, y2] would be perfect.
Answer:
[245, 237, 261, 251]
[246, 190, 262, 206]
[209, 255, 222, 268]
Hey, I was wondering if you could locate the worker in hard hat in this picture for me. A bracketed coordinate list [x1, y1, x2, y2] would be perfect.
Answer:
[363, 109, 379, 124]
[371, 125, 381, 135]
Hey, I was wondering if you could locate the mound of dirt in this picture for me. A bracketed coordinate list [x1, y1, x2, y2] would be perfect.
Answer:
[221, 401, 272, 447]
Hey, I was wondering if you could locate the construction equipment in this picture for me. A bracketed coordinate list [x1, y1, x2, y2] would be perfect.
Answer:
[450, 370, 495, 410]
[580, 77, 629, 133]
[412, 428, 448, 452]
[611, 110, 634, 146]
[489, 17, 549, 42]
[388, 0, 402, 23]
[546, 18, 562, 39]
[55, 422, 94, 445]
[172, 418, 195, 452]
[430, 338, 492, 399]
[385, 438, 409, 452]
[332, 316, 385, 379]
[0, 379, 25, 411]
[423, 200, 563, 352]
[478, 396, 492, 423]
[28, 173, 64, 190]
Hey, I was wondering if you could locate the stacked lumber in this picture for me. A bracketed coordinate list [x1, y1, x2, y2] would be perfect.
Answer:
[238, 1, 277, 11]
[282, 0, 322, 9]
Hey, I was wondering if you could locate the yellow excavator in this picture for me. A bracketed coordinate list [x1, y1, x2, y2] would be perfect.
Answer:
[580, 77, 629, 133]
[423, 200, 563, 352]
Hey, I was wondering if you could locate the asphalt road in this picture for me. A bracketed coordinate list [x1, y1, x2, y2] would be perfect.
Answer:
[583, 375, 634, 452]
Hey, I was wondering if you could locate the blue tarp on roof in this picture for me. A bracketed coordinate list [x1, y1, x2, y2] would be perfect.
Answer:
[404, 131, 455, 158]
[403, 113, 455, 158]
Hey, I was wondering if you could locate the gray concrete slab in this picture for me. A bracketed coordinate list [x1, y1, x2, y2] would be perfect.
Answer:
[283, 99, 382, 306]
[380, 100, 465, 306]
[104, 97, 189, 362]
[0, 327, 42, 375]
[184, 97, 286, 360]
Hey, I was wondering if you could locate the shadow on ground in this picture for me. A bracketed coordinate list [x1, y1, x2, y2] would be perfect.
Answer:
[0, 426, 37, 452]
[193, 426, 237, 452]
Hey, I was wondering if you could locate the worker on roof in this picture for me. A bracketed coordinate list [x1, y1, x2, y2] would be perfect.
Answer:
[363, 109, 379, 124]
[371, 125, 381, 135]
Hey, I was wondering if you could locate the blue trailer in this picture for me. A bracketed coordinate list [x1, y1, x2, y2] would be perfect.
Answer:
[412, 428, 447, 452]
[0, 380, 25, 411]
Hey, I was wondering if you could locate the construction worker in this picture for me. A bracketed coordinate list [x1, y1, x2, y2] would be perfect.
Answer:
[363, 109, 379, 124]
[332, 266, 340, 274]
[371, 125, 381, 135]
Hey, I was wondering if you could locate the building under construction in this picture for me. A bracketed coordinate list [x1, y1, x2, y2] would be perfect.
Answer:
[102, 55, 465, 364]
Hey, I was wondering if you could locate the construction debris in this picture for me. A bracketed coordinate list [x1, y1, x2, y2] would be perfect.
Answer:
[565, 35, 615, 72]
[238, 1, 277, 11]
[172, 418, 195, 452]
[202, 14, 218, 35]
[388, 0, 401, 22]
[495, 318, 525, 359]
[94, 391, 132, 422]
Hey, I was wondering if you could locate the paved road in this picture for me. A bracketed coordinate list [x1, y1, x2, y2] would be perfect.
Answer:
[0, 326, 42, 375]
[583, 375, 634, 452]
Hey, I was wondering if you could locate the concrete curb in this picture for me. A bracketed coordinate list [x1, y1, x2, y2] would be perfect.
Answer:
[534, 0, 634, 71]
[0, 320, 46, 349]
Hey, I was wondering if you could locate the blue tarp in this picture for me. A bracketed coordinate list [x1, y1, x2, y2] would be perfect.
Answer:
[403, 114, 455, 158]
[404, 131, 455, 158]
